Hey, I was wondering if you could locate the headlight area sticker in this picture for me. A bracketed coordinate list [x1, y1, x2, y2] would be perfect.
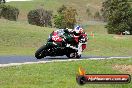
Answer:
[76, 67, 131, 85]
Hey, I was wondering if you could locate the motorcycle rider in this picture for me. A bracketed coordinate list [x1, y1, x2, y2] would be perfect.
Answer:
[52, 25, 85, 48]
[64, 26, 87, 57]
[64, 26, 84, 45]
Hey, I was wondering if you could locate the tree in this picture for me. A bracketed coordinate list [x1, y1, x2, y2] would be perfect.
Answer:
[94, 11, 102, 21]
[102, 0, 132, 34]
[57, 5, 67, 14]
[63, 7, 77, 28]
[0, 0, 6, 4]
[54, 5, 77, 29]
[86, 8, 91, 16]
[54, 14, 66, 28]
[86, 8, 92, 19]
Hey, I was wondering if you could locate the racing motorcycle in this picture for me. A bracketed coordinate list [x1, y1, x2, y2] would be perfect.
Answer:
[35, 29, 87, 59]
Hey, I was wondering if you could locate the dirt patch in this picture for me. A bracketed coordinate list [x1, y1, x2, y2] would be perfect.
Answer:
[113, 65, 132, 74]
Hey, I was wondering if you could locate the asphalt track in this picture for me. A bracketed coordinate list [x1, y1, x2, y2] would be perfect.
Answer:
[0, 55, 131, 67]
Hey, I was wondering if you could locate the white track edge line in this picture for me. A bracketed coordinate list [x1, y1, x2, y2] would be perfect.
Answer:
[0, 57, 131, 67]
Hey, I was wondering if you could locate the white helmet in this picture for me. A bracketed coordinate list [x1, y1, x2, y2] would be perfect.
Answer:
[73, 26, 83, 34]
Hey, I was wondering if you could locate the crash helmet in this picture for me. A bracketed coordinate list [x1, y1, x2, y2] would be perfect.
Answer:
[73, 25, 83, 34]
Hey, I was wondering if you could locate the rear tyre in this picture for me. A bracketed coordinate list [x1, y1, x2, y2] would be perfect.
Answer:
[35, 45, 46, 59]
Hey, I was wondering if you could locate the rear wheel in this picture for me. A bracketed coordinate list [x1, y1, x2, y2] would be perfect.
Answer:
[35, 45, 46, 59]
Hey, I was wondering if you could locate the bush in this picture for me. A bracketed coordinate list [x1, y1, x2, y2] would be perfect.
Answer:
[0, 4, 19, 21]
[27, 8, 52, 27]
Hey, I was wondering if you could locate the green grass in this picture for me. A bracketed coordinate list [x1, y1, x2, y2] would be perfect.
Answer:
[0, 19, 54, 55]
[0, 58, 131, 88]
[83, 25, 132, 56]
[0, 19, 132, 56]
[5, 0, 104, 22]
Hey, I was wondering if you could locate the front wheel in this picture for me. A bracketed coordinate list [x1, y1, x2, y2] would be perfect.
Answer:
[66, 53, 81, 59]
[35, 45, 46, 59]
[76, 54, 81, 58]
[66, 53, 75, 58]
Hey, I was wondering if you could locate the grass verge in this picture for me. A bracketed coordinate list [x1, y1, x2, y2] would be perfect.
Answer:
[0, 19, 54, 55]
[0, 58, 131, 88]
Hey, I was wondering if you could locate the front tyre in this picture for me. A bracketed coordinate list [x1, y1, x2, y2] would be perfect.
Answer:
[66, 53, 75, 58]
[35, 45, 46, 59]
[66, 53, 81, 59]
[76, 54, 81, 58]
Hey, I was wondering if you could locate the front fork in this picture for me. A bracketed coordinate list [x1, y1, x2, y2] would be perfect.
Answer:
[77, 43, 83, 55]
[66, 43, 84, 55]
